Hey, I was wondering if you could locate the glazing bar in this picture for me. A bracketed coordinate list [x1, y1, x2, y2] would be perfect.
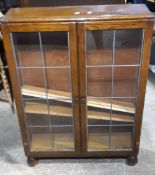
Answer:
[38, 32, 54, 149]
[86, 64, 140, 68]
[17, 66, 70, 69]
[109, 29, 116, 150]
[28, 125, 73, 128]
[87, 96, 137, 99]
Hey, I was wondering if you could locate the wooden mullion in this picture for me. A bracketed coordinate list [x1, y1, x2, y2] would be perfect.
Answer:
[77, 23, 88, 153]
[69, 23, 81, 154]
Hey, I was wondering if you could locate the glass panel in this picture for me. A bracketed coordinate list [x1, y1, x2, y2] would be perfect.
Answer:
[85, 29, 143, 152]
[53, 126, 74, 151]
[46, 68, 71, 95]
[113, 66, 139, 97]
[18, 68, 46, 99]
[86, 30, 113, 66]
[11, 31, 75, 151]
[30, 127, 52, 150]
[111, 98, 136, 125]
[46, 67, 74, 151]
[24, 98, 49, 126]
[49, 100, 73, 126]
[87, 67, 112, 97]
[12, 32, 42, 67]
[115, 29, 143, 65]
[111, 125, 133, 150]
[41, 32, 69, 67]
[26, 114, 50, 126]
[88, 126, 110, 151]
[87, 97, 111, 125]
[28, 116, 74, 151]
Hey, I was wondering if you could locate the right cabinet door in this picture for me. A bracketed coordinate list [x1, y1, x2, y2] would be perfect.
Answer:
[78, 21, 146, 153]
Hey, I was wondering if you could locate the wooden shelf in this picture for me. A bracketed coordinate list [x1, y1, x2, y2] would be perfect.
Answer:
[31, 134, 52, 150]
[22, 85, 135, 114]
[31, 133, 74, 150]
[31, 132, 132, 151]
[25, 101, 134, 123]
[88, 132, 132, 151]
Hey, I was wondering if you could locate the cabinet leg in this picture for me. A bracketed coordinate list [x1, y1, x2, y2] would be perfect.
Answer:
[126, 156, 138, 166]
[27, 157, 39, 167]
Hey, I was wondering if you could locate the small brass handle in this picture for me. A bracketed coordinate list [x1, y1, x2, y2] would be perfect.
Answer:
[80, 97, 86, 104]
[73, 97, 86, 104]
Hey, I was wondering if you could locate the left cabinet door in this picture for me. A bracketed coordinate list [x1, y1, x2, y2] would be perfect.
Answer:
[2, 23, 81, 156]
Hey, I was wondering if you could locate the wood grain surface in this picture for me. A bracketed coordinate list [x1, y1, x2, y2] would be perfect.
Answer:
[2, 4, 153, 23]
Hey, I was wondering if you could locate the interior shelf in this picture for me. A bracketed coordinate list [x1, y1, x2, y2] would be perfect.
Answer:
[88, 132, 132, 151]
[22, 85, 135, 114]
[31, 133, 74, 150]
[25, 101, 134, 123]
[31, 132, 132, 151]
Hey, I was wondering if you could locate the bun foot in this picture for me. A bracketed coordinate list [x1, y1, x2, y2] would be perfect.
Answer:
[126, 156, 138, 166]
[27, 157, 39, 167]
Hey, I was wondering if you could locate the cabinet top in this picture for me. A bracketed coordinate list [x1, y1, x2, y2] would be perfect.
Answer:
[2, 4, 154, 23]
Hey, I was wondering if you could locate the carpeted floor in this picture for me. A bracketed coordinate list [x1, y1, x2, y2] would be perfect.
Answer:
[0, 72, 155, 175]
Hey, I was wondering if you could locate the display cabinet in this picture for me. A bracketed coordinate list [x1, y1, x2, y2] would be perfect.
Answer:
[1, 4, 153, 166]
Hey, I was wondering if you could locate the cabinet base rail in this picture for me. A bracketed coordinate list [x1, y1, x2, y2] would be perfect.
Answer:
[27, 156, 138, 167]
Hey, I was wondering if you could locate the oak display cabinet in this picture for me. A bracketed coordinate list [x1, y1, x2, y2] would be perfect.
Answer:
[1, 4, 153, 166]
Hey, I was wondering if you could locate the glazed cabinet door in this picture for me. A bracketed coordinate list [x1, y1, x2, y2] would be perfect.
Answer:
[2, 23, 80, 156]
[78, 21, 150, 155]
